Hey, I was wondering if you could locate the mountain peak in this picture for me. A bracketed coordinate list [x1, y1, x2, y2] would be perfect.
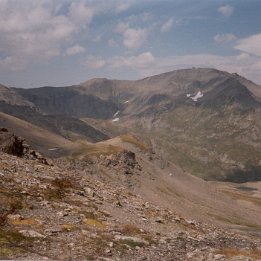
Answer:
[80, 77, 110, 86]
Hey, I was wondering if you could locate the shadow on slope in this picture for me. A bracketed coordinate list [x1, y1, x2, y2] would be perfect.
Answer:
[0, 101, 109, 142]
[223, 166, 261, 183]
[14, 86, 120, 119]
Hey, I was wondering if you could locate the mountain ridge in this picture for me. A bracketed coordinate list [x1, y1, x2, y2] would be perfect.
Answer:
[1, 68, 261, 181]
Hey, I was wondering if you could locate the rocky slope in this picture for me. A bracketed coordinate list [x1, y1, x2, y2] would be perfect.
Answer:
[0, 128, 47, 164]
[1, 146, 261, 260]
[1, 68, 261, 260]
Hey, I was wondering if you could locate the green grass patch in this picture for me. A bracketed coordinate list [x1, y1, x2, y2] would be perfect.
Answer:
[120, 134, 150, 151]
[118, 239, 146, 248]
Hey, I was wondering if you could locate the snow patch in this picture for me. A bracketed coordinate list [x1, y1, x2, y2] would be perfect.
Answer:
[48, 148, 58, 151]
[191, 91, 203, 102]
[124, 100, 129, 103]
[113, 110, 120, 117]
[186, 94, 191, 97]
[112, 117, 120, 122]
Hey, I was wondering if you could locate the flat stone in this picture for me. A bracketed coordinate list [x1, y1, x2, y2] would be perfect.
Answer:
[155, 217, 164, 223]
[19, 230, 45, 238]
[114, 235, 148, 245]
[7, 214, 23, 221]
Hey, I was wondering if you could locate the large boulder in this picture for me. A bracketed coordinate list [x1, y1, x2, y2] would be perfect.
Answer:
[0, 128, 48, 164]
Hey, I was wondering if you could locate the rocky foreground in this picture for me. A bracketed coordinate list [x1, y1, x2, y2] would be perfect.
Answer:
[0, 149, 260, 261]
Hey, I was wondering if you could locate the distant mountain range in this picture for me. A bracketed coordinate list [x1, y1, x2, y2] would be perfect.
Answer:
[1, 68, 260, 182]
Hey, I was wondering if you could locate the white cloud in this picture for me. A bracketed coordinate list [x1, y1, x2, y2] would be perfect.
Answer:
[214, 33, 237, 44]
[0, 4, 77, 69]
[93, 34, 102, 43]
[110, 52, 155, 68]
[108, 38, 118, 47]
[82, 52, 155, 71]
[0, 55, 26, 71]
[142, 12, 153, 23]
[116, 22, 130, 33]
[125, 11, 153, 24]
[0, 1, 81, 70]
[66, 45, 85, 56]
[235, 33, 261, 57]
[161, 18, 174, 32]
[0, 0, 101, 71]
[218, 5, 234, 17]
[116, 20, 149, 49]
[123, 28, 148, 49]
[145, 53, 261, 84]
[83, 55, 106, 69]
[80, 39, 261, 83]
[69, 1, 94, 26]
[101, 51, 261, 84]
[115, 2, 132, 13]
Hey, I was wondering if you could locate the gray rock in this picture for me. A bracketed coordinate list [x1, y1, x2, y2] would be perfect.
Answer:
[114, 235, 149, 245]
[19, 230, 45, 238]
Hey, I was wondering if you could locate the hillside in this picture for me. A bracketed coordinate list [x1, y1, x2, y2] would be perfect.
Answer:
[0, 84, 33, 106]
[1, 67, 261, 260]
[0, 100, 109, 150]
[0, 112, 76, 157]
[0, 132, 260, 260]
[56, 134, 261, 231]
[2, 68, 260, 181]
[81, 69, 261, 182]
[15, 86, 120, 119]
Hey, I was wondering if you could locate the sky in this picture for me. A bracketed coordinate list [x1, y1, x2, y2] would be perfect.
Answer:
[0, 0, 261, 88]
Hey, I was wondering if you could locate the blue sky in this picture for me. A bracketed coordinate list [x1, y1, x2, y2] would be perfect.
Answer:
[0, 0, 261, 87]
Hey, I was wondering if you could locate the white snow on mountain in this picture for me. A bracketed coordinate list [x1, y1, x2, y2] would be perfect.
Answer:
[113, 110, 120, 117]
[191, 91, 203, 102]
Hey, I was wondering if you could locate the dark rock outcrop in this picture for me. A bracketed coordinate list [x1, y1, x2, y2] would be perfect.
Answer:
[0, 128, 48, 164]
[103, 150, 141, 174]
